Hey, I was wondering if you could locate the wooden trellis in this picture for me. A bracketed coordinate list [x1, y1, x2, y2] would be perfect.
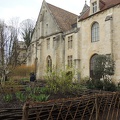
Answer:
[22, 92, 120, 120]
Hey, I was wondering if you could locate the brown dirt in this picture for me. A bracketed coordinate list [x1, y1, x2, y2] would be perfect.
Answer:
[0, 94, 24, 108]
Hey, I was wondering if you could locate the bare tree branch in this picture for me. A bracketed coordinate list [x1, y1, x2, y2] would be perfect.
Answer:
[20, 19, 35, 50]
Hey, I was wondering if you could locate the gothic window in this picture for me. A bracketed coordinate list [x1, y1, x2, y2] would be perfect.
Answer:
[68, 55, 73, 67]
[47, 38, 50, 49]
[47, 55, 52, 72]
[91, 22, 99, 42]
[90, 54, 98, 78]
[68, 36, 73, 49]
[92, 2, 97, 13]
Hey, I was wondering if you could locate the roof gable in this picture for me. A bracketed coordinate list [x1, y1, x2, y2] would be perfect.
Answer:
[79, 0, 120, 21]
[80, 3, 90, 15]
[47, 3, 78, 32]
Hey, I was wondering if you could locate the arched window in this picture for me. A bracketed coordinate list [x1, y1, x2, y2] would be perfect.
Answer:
[46, 55, 52, 72]
[90, 54, 98, 78]
[91, 22, 99, 42]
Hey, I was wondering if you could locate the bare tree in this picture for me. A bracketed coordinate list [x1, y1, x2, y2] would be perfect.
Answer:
[0, 20, 6, 80]
[0, 18, 20, 85]
[0, 18, 34, 85]
[20, 19, 35, 50]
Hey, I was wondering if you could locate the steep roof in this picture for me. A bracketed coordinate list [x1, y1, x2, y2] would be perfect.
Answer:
[79, 0, 120, 21]
[80, 3, 90, 15]
[47, 3, 78, 32]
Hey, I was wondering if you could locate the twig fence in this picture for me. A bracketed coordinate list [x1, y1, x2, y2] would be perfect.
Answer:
[0, 91, 120, 120]
[0, 108, 22, 120]
[22, 92, 120, 120]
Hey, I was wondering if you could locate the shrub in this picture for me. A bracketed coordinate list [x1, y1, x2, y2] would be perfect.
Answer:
[86, 78, 117, 91]
[86, 79, 95, 89]
[15, 92, 27, 102]
[22, 86, 50, 102]
[33, 94, 50, 102]
[94, 79, 103, 90]
[80, 77, 89, 85]
[93, 55, 115, 80]
[10, 65, 35, 77]
[45, 68, 83, 94]
[103, 79, 117, 91]
[3, 94, 13, 102]
[46, 69, 72, 93]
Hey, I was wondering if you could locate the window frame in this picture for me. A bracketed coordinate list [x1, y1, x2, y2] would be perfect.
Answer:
[68, 55, 73, 67]
[91, 22, 99, 42]
[92, 2, 97, 14]
[68, 36, 73, 49]
[90, 54, 98, 78]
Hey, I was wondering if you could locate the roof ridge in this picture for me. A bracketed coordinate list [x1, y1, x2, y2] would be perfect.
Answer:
[46, 2, 78, 16]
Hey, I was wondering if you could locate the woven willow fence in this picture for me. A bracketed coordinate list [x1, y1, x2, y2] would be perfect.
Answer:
[22, 92, 120, 120]
[0, 108, 22, 120]
[0, 91, 120, 120]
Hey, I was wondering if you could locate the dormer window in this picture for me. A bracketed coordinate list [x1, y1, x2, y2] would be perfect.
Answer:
[92, 2, 97, 13]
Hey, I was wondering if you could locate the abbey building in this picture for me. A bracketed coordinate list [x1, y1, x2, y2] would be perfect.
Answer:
[27, 0, 120, 83]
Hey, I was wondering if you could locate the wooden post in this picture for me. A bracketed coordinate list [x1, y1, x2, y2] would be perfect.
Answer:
[22, 102, 29, 120]
[95, 94, 98, 120]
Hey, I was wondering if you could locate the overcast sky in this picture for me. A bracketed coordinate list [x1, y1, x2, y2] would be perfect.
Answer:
[0, 0, 90, 23]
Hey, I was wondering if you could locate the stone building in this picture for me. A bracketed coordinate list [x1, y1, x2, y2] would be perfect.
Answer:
[27, 0, 120, 83]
